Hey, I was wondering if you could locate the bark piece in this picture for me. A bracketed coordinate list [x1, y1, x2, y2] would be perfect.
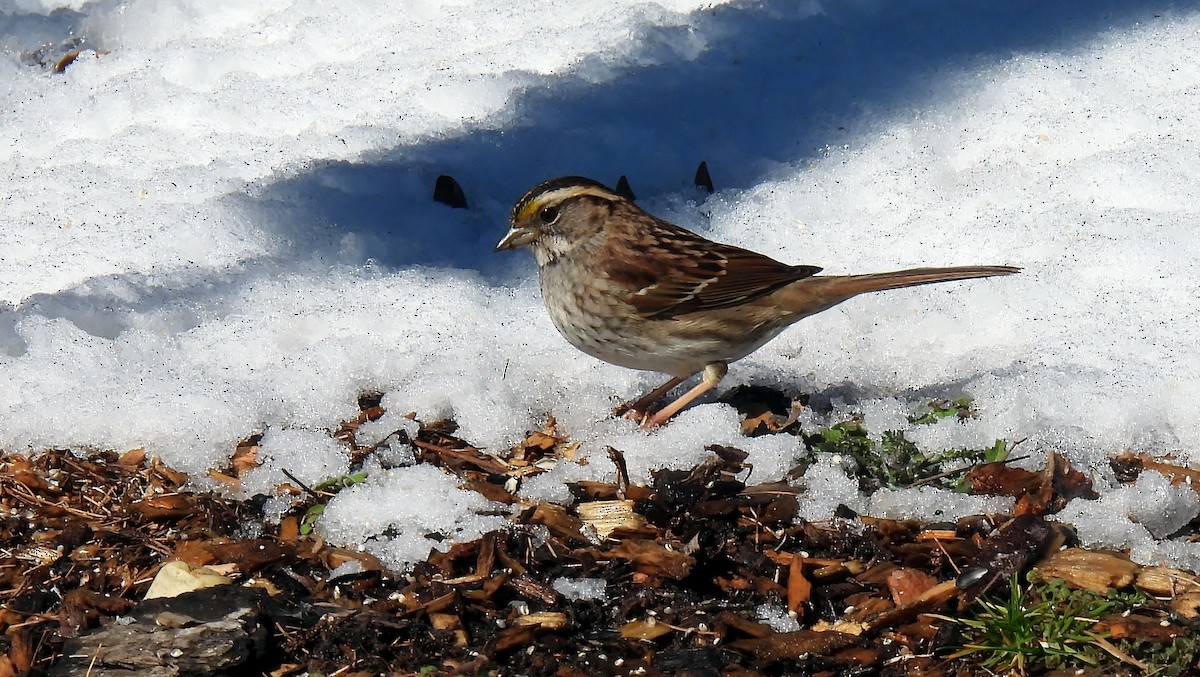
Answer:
[49, 586, 269, 677]
[730, 630, 858, 665]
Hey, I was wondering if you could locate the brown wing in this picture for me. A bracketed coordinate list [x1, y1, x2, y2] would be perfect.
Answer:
[601, 217, 822, 318]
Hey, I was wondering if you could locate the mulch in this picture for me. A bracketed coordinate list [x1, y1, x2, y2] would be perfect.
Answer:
[2, 397, 1199, 676]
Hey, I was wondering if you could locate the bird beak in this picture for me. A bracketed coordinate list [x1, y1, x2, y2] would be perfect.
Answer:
[494, 226, 539, 251]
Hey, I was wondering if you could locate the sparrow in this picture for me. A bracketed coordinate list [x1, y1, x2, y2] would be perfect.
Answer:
[496, 176, 1019, 427]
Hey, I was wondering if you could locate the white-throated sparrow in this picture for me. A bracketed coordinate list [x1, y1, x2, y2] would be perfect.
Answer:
[497, 176, 1019, 427]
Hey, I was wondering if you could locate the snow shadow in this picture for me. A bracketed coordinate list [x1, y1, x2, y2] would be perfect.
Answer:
[248, 0, 1191, 276]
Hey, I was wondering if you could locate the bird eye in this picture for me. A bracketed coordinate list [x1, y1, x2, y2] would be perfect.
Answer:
[538, 206, 559, 224]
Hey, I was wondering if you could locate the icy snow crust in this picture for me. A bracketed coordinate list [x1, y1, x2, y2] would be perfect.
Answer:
[2, 0, 1198, 569]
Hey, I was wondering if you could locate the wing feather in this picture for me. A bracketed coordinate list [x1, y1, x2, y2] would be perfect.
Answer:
[602, 219, 822, 317]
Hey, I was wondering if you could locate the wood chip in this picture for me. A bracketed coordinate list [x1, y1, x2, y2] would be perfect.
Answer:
[618, 618, 673, 640]
[887, 568, 939, 607]
[143, 561, 232, 600]
[915, 529, 958, 542]
[1172, 591, 1200, 619]
[717, 611, 772, 638]
[1093, 613, 1185, 642]
[506, 574, 559, 605]
[1135, 566, 1200, 597]
[513, 611, 568, 630]
[576, 499, 645, 541]
[429, 612, 461, 630]
[865, 580, 959, 630]
[1034, 547, 1141, 593]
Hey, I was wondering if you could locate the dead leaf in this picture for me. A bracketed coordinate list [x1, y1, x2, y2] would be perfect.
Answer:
[608, 540, 695, 580]
[787, 556, 812, 613]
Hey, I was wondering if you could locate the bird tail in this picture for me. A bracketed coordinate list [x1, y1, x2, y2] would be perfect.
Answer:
[777, 265, 1020, 317]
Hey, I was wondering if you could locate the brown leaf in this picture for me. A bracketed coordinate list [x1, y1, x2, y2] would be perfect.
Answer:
[1112, 452, 1200, 496]
[1048, 452, 1097, 503]
[231, 442, 262, 476]
[321, 547, 384, 574]
[117, 448, 147, 466]
[278, 516, 300, 542]
[149, 461, 189, 488]
[6, 631, 32, 674]
[866, 580, 959, 630]
[131, 493, 194, 519]
[787, 556, 812, 613]
[607, 540, 695, 580]
[172, 539, 223, 567]
[208, 539, 292, 574]
[964, 463, 1045, 500]
[528, 503, 589, 542]
[206, 469, 241, 488]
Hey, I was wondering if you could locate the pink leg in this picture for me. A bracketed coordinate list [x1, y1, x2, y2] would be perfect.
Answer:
[614, 374, 689, 419]
[642, 362, 728, 428]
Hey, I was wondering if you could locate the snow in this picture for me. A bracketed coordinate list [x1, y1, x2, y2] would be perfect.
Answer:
[2, 0, 1199, 569]
[552, 577, 608, 602]
[756, 603, 801, 633]
[1056, 471, 1200, 571]
[318, 464, 509, 567]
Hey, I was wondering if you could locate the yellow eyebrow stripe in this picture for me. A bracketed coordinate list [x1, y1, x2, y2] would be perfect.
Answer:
[515, 185, 618, 223]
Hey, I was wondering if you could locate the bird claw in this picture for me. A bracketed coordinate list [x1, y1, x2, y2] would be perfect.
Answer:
[638, 415, 665, 429]
[613, 406, 665, 429]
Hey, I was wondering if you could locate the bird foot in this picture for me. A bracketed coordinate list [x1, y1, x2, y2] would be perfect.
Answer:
[612, 405, 668, 429]
[618, 407, 642, 421]
[618, 407, 662, 429]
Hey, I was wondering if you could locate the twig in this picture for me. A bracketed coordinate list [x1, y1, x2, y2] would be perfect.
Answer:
[606, 447, 630, 498]
[279, 469, 321, 500]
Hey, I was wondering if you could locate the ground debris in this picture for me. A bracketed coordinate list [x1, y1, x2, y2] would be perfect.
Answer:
[48, 586, 270, 677]
[1033, 547, 1142, 593]
[3, 418, 1200, 675]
